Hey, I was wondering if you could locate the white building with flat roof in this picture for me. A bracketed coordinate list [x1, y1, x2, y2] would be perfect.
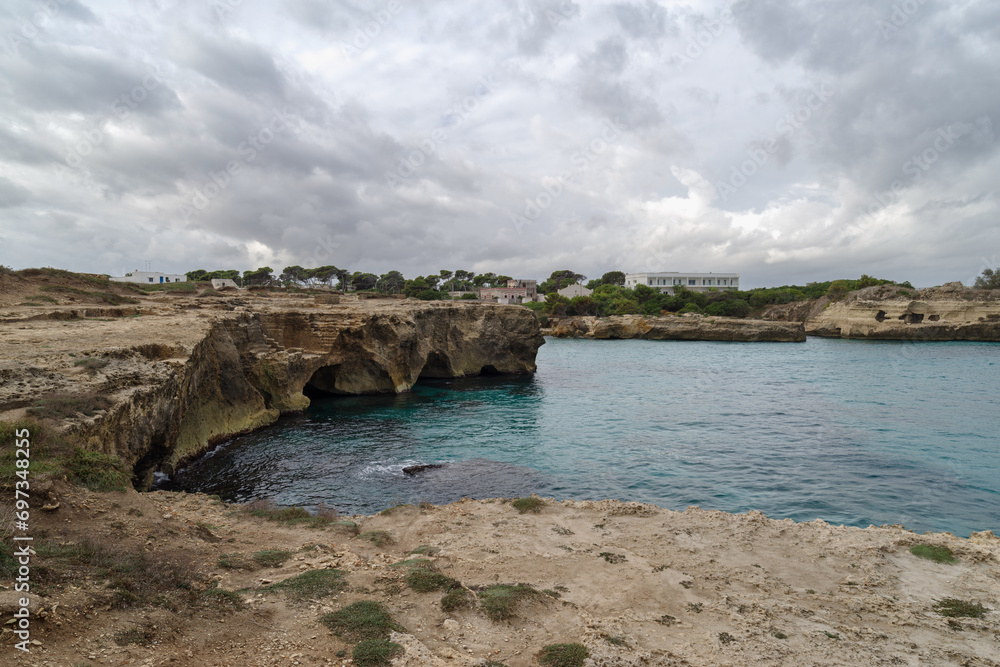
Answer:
[110, 270, 187, 285]
[625, 272, 739, 295]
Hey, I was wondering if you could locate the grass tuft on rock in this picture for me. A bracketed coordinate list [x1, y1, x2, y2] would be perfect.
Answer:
[359, 530, 393, 547]
[241, 499, 338, 528]
[909, 544, 958, 564]
[538, 643, 589, 667]
[406, 569, 460, 593]
[441, 588, 474, 612]
[67, 448, 131, 492]
[262, 569, 347, 600]
[252, 549, 291, 568]
[479, 583, 539, 622]
[511, 497, 544, 514]
[320, 600, 404, 641]
[933, 598, 988, 618]
[352, 638, 403, 667]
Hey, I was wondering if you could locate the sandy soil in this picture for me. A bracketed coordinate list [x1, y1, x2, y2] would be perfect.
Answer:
[4, 484, 998, 666]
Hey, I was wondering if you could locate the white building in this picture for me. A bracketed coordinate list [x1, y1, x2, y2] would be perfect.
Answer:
[211, 279, 239, 289]
[557, 284, 592, 298]
[625, 272, 740, 295]
[110, 271, 187, 285]
[479, 279, 539, 305]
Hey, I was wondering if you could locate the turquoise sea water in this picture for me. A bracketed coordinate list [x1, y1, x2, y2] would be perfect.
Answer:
[166, 338, 1000, 536]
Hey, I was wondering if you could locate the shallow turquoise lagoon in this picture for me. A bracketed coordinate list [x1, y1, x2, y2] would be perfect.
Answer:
[166, 337, 1000, 536]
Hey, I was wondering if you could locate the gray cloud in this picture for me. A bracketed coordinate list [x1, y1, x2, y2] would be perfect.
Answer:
[0, 0, 997, 289]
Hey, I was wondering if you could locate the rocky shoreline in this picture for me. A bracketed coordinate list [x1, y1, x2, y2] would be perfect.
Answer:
[542, 314, 806, 342]
[0, 286, 543, 486]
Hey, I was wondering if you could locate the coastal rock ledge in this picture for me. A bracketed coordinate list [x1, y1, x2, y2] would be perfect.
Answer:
[0, 295, 543, 484]
[542, 314, 806, 342]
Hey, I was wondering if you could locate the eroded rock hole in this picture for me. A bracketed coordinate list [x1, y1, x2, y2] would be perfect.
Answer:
[928, 314, 940, 322]
[875, 310, 887, 322]
[305, 364, 340, 396]
[420, 352, 452, 378]
[133, 432, 169, 491]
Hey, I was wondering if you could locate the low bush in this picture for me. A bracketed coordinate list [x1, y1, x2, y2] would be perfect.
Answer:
[352, 638, 403, 667]
[511, 497, 544, 514]
[320, 600, 404, 641]
[66, 448, 130, 492]
[933, 598, 988, 618]
[538, 643, 589, 666]
[479, 583, 539, 622]
[261, 569, 347, 600]
[909, 544, 957, 564]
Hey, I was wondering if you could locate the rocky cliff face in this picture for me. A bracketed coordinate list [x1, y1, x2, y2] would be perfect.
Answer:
[543, 314, 806, 342]
[803, 283, 1000, 340]
[0, 295, 543, 485]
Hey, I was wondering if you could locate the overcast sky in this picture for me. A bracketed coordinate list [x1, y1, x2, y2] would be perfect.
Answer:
[0, 0, 997, 288]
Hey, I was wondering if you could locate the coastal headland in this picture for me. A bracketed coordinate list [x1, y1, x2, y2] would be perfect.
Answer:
[1, 271, 998, 665]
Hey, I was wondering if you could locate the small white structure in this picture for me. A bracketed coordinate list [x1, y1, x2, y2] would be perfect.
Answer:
[211, 279, 239, 290]
[479, 279, 538, 305]
[110, 270, 187, 285]
[557, 284, 592, 298]
[625, 272, 740, 295]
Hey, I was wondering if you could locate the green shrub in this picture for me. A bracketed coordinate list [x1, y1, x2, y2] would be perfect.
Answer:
[538, 643, 589, 666]
[511, 497, 544, 514]
[933, 598, 988, 618]
[406, 569, 459, 593]
[909, 544, 957, 564]
[241, 499, 338, 528]
[253, 549, 291, 568]
[262, 569, 346, 600]
[320, 600, 403, 640]
[441, 588, 473, 612]
[479, 583, 538, 622]
[352, 639, 403, 667]
[67, 448, 130, 492]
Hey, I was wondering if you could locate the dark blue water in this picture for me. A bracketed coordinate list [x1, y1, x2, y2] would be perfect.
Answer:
[166, 338, 1000, 536]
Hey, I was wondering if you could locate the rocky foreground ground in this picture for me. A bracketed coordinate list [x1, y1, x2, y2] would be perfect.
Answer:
[2, 482, 999, 666]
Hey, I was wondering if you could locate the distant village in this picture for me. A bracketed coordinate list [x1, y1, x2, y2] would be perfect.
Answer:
[108, 266, 921, 319]
[110, 268, 741, 303]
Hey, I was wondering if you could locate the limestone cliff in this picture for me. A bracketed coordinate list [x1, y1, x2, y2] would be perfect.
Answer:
[0, 294, 543, 485]
[542, 314, 806, 342]
[801, 283, 1000, 340]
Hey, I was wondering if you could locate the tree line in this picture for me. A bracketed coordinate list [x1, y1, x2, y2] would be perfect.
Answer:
[185, 267, 521, 299]
[525, 274, 916, 319]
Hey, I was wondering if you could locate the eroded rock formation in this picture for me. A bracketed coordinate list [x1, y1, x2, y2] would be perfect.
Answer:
[542, 314, 806, 342]
[0, 294, 543, 485]
[802, 283, 1000, 340]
